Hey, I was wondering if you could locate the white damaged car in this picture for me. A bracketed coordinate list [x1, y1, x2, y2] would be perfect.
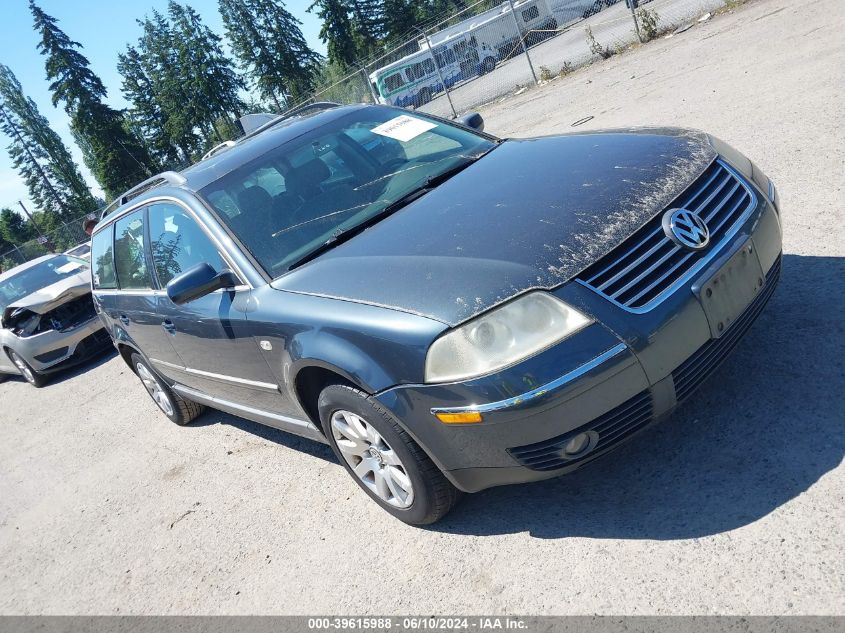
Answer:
[0, 254, 111, 387]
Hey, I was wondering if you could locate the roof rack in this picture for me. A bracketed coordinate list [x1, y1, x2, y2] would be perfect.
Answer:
[238, 102, 342, 140]
[201, 140, 236, 161]
[100, 171, 187, 220]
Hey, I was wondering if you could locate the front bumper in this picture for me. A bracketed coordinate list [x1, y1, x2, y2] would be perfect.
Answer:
[3, 316, 110, 375]
[375, 168, 782, 493]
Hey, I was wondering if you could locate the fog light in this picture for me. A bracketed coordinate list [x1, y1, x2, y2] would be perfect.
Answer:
[563, 432, 592, 457]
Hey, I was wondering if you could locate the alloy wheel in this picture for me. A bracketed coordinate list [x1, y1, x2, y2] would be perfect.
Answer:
[136, 362, 175, 418]
[10, 351, 35, 384]
[330, 409, 414, 508]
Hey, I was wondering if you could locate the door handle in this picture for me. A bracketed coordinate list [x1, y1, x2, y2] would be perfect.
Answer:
[162, 320, 176, 334]
[118, 314, 130, 326]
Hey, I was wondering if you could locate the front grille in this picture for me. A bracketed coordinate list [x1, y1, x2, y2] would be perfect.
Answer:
[508, 390, 653, 471]
[673, 256, 781, 402]
[576, 160, 756, 310]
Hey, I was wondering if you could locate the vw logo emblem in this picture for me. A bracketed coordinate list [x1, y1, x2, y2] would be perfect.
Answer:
[663, 208, 710, 251]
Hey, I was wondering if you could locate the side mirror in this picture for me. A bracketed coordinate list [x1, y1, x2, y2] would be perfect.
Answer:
[457, 112, 484, 132]
[166, 262, 238, 305]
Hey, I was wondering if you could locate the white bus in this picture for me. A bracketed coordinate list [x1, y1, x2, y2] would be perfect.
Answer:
[369, 0, 558, 108]
[369, 33, 495, 109]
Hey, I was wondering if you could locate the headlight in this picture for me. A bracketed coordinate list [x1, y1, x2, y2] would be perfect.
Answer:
[424, 292, 593, 383]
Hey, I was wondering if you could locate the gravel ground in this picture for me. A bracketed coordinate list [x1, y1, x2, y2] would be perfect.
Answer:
[1, 0, 843, 615]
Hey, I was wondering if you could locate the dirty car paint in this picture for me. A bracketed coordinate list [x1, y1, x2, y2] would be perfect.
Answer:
[272, 128, 716, 326]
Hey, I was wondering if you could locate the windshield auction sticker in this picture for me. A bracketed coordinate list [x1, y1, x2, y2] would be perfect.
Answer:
[372, 115, 437, 142]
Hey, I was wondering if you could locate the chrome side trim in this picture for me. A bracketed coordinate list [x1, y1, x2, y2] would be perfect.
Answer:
[149, 358, 279, 392]
[172, 384, 327, 443]
[430, 343, 628, 415]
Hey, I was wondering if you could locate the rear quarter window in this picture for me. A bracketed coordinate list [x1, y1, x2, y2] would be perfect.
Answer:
[91, 225, 117, 289]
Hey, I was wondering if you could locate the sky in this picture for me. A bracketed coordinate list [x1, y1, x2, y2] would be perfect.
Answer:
[0, 0, 326, 217]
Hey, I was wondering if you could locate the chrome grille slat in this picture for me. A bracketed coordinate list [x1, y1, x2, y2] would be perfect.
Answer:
[576, 160, 757, 311]
[683, 166, 725, 209]
[623, 250, 696, 306]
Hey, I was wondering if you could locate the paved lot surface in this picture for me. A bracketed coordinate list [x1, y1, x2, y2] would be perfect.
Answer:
[421, 0, 730, 117]
[1, 0, 843, 615]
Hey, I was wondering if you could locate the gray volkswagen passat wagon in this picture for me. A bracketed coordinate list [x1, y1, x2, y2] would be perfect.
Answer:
[90, 104, 781, 524]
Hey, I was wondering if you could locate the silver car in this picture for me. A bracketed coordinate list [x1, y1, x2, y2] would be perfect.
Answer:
[0, 254, 111, 387]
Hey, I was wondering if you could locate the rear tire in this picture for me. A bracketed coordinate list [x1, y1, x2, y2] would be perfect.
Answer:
[6, 349, 48, 388]
[318, 383, 461, 525]
[131, 353, 204, 426]
[482, 56, 496, 74]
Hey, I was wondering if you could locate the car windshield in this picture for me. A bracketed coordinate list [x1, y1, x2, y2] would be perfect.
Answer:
[199, 107, 496, 276]
[0, 255, 88, 313]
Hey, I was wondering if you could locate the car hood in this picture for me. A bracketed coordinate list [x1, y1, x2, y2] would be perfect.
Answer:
[1, 270, 91, 326]
[272, 128, 716, 326]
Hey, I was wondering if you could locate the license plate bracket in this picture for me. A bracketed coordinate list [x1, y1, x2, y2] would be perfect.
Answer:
[693, 239, 765, 339]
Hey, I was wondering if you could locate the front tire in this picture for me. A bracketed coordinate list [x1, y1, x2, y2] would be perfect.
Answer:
[131, 353, 204, 425]
[318, 384, 461, 525]
[6, 349, 48, 388]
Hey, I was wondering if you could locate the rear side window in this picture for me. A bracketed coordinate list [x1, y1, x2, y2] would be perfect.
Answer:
[148, 203, 224, 286]
[114, 210, 151, 290]
[91, 225, 116, 289]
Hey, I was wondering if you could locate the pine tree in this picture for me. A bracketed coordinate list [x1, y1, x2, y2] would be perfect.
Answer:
[0, 64, 96, 221]
[121, 6, 244, 163]
[382, 0, 420, 44]
[117, 44, 183, 168]
[167, 1, 244, 146]
[219, 0, 321, 109]
[350, 0, 384, 51]
[30, 0, 154, 199]
[308, 0, 358, 69]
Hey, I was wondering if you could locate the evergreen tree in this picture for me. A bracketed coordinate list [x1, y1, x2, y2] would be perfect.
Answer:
[219, 0, 321, 109]
[0, 207, 37, 246]
[30, 0, 154, 199]
[307, 0, 358, 69]
[347, 0, 384, 59]
[381, 0, 420, 44]
[120, 5, 244, 164]
[117, 44, 183, 168]
[167, 1, 245, 143]
[0, 64, 96, 220]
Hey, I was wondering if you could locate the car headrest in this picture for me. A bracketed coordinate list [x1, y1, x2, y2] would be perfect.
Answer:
[290, 159, 330, 196]
[237, 186, 273, 214]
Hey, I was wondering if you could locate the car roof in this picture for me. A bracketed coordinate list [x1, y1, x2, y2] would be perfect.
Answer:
[0, 254, 60, 283]
[96, 103, 374, 227]
[179, 103, 369, 190]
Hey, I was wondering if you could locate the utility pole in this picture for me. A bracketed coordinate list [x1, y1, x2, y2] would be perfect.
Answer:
[18, 200, 46, 240]
[0, 102, 69, 216]
[507, 0, 539, 85]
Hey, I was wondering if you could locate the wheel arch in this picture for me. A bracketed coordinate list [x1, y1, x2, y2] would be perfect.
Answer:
[293, 360, 372, 434]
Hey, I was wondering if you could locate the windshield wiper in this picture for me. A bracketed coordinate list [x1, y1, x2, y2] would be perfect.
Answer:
[287, 154, 484, 271]
[286, 188, 429, 271]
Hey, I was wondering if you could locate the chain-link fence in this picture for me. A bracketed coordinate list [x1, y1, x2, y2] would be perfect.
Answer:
[0, 212, 94, 273]
[290, 0, 740, 120]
